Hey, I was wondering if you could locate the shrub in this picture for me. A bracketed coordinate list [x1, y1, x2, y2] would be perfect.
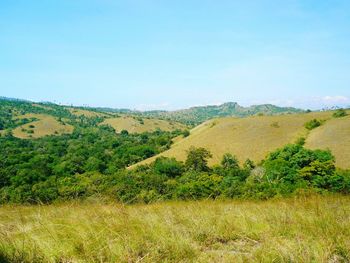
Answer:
[120, 130, 129, 136]
[333, 109, 348, 118]
[182, 130, 190, 138]
[271, 122, 280, 128]
[304, 119, 322, 130]
[295, 137, 306, 146]
[153, 157, 183, 178]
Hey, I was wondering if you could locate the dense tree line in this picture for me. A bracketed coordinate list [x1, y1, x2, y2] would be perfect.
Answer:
[1, 136, 349, 203]
[0, 124, 183, 203]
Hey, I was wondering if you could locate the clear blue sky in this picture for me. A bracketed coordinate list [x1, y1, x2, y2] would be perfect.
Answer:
[1, 0, 350, 110]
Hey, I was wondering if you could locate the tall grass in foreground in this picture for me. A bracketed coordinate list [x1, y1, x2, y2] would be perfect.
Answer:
[0, 195, 350, 262]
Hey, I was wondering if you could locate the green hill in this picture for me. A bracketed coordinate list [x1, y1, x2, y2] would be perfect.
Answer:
[142, 102, 304, 125]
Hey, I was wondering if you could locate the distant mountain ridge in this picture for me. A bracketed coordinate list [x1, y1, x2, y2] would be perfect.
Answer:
[0, 96, 304, 126]
[140, 102, 304, 125]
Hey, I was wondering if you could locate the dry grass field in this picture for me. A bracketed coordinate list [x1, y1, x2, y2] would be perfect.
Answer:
[12, 114, 74, 139]
[0, 195, 349, 262]
[306, 114, 350, 169]
[67, 108, 109, 118]
[136, 111, 346, 167]
[32, 104, 54, 111]
[101, 115, 187, 134]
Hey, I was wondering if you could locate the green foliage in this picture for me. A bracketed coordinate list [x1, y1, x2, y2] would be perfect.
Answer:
[120, 130, 129, 136]
[295, 137, 306, 146]
[333, 109, 348, 118]
[175, 172, 223, 200]
[243, 159, 255, 170]
[185, 147, 212, 172]
[304, 119, 322, 130]
[221, 153, 239, 170]
[153, 157, 184, 178]
[182, 129, 190, 137]
[0, 123, 181, 203]
[1, 141, 349, 204]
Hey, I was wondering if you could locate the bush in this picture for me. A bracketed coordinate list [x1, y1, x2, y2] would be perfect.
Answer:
[182, 130, 190, 137]
[153, 157, 183, 178]
[304, 119, 322, 130]
[333, 109, 348, 118]
[120, 130, 129, 136]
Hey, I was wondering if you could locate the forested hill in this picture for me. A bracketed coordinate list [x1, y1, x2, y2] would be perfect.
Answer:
[141, 102, 304, 125]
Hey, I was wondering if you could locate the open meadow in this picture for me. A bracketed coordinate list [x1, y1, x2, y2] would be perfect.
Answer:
[12, 114, 74, 139]
[1, 195, 350, 263]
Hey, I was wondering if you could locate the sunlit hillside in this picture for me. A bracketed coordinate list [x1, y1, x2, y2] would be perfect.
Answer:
[12, 113, 74, 139]
[306, 114, 350, 169]
[101, 115, 187, 134]
[135, 110, 350, 169]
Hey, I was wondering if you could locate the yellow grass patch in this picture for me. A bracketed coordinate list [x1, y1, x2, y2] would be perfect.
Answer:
[101, 115, 187, 134]
[305, 114, 350, 169]
[67, 108, 108, 118]
[12, 114, 74, 139]
[31, 103, 53, 110]
[136, 111, 336, 167]
[0, 195, 349, 262]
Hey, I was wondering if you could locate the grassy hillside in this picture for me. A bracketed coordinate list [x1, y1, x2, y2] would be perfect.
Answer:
[102, 115, 187, 134]
[306, 114, 350, 169]
[1, 195, 349, 262]
[67, 107, 110, 118]
[0, 99, 188, 138]
[135, 110, 350, 169]
[12, 113, 74, 139]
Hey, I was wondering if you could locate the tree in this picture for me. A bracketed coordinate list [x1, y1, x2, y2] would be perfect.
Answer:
[221, 153, 239, 170]
[243, 159, 255, 170]
[185, 147, 212, 172]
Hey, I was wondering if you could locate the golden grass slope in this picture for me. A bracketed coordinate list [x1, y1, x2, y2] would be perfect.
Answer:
[67, 108, 109, 118]
[136, 111, 338, 167]
[102, 115, 187, 134]
[306, 114, 350, 169]
[12, 114, 74, 139]
[0, 195, 349, 262]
